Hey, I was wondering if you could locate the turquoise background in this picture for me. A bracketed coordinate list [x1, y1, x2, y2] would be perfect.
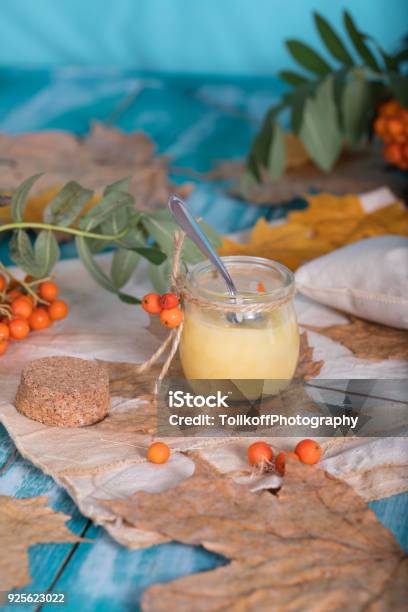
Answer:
[0, 0, 407, 73]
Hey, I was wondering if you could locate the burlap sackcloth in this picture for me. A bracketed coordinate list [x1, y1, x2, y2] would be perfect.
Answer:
[0, 255, 407, 549]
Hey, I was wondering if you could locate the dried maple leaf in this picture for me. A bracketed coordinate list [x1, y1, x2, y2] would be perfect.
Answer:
[0, 123, 192, 223]
[294, 331, 324, 379]
[106, 456, 408, 611]
[303, 316, 408, 361]
[219, 195, 407, 271]
[0, 496, 81, 591]
[210, 146, 408, 206]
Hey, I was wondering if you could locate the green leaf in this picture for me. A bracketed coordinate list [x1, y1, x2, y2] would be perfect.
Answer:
[104, 177, 132, 195]
[341, 74, 371, 146]
[117, 225, 145, 250]
[11, 174, 43, 223]
[279, 71, 309, 86]
[141, 211, 220, 265]
[314, 12, 353, 66]
[101, 207, 130, 236]
[267, 122, 285, 180]
[246, 150, 262, 183]
[394, 48, 408, 66]
[100, 178, 134, 235]
[80, 191, 134, 232]
[110, 248, 140, 289]
[332, 68, 348, 106]
[75, 236, 117, 293]
[362, 33, 399, 72]
[343, 11, 380, 71]
[246, 124, 272, 181]
[44, 181, 93, 227]
[379, 51, 398, 72]
[140, 215, 178, 255]
[245, 106, 285, 180]
[287, 83, 317, 134]
[34, 231, 60, 277]
[118, 293, 141, 305]
[129, 246, 166, 265]
[10, 230, 42, 276]
[299, 77, 343, 171]
[10, 230, 34, 267]
[239, 169, 258, 197]
[148, 260, 171, 293]
[286, 39, 331, 75]
[389, 73, 408, 107]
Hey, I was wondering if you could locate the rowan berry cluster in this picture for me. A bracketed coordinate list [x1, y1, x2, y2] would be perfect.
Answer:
[374, 100, 408, 170]
[0, 274, 69, 356]
[141, 292, 183, 328]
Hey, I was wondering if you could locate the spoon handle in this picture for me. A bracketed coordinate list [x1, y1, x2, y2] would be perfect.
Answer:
[168, 195, 237, 297]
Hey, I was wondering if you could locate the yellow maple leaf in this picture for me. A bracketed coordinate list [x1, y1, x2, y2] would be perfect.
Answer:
[220, 193, 408, 270]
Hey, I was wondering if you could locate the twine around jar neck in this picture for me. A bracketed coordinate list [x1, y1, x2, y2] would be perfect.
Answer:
[137, 230, 295, 392]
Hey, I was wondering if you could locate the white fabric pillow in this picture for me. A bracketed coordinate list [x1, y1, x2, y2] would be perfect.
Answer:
[295, 235, 408, 330]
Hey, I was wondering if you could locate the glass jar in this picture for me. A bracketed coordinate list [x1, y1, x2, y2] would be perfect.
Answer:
[179, 256, 299, 395]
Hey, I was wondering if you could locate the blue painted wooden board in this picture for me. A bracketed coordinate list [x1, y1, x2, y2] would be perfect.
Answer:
[1, 423, 407, 612]
[0, 68, 407, 610]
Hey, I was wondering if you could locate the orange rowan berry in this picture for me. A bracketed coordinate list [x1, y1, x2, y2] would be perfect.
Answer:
[160, 292, 180, 310]
[401, 110, 408, 131]
[7, 289, 23, 301]
[380, 100, 401, 117]
[48, 300, 69, 321]
[0, 322, 10, 342]
[286, 451, 300, 461]
[386, 118, 405, 143]
[9, 318, 30, 340]
[0, 275, 6, 292]
[141, 293, 162, 314]
[147, 442, 171, 464]
[247, 441, 273, 466]
[295, 439, 322, 465]
[159, 307, 183, 328]
[29, 307, 51, 331]
[39, 281, 59, 302]
[11, 296, 33, 319]
[374, 116, 387, 138]
[384, 143, 402, 165]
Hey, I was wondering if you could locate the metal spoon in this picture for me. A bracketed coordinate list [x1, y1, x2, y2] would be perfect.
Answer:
[168, 194, 249, 323]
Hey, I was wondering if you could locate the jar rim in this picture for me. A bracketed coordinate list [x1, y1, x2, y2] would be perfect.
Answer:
[185, 256, 294, 305]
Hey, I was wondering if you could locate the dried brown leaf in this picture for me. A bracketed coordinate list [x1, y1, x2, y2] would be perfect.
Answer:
[303, 316, 408, 361]
[105, 456, 408, 612]
[0, 496, 81, 591]
[0, 123, 193, 222]
[211, 147, 408, 206]
[294, 331, 324, 379]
